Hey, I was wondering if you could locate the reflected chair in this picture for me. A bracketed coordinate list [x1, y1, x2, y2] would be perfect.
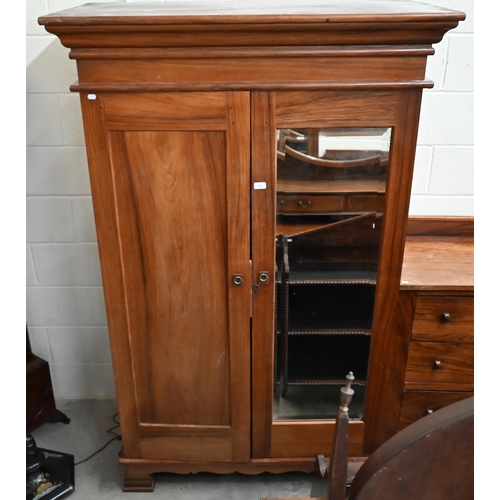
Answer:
[261, 377, 474, 500]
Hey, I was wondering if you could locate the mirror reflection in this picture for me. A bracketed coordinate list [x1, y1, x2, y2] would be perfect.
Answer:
[274, 128, 391, 421]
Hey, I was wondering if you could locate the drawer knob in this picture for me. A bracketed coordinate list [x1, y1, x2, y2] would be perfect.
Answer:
[434, 360, 443, 370]
[426, 409, 434, 414]
[442, 312, 452, 322]
[298, 200, 311, 208]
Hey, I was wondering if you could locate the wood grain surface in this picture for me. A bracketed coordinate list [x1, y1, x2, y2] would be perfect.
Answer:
[405, 342, 473, 386]
[81, 91, 251, 463]
[401, 236, 473, 290]
[38, 0, 465, 25]
[411, 296, 473, 343]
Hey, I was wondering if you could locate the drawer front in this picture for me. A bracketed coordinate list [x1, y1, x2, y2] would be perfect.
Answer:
[405, 341, 473, 386]
[412, 296, 473, 343]
[399, 391, 472, 430]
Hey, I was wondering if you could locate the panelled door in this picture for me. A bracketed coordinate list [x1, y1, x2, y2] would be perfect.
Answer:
[80, 91, 251, 462]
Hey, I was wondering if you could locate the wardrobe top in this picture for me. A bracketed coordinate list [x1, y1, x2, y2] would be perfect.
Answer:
[39, 1, 465, 26]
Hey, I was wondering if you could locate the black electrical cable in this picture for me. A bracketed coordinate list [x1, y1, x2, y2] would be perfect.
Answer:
[74, 413, 122, 466]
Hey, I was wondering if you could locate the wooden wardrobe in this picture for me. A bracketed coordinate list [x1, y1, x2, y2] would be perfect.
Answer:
[39, 1, 467, 491]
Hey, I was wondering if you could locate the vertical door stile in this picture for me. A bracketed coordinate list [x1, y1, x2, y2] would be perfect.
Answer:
[251, 91, 277, 458]
[226, 91, 252, 462]
[363, 89, 425, 453]
[78, 93, 142, 459]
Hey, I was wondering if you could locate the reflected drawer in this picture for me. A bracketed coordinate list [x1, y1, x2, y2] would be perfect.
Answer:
[398, 391, 472, 430]
[412, 296, 473, 343]
[347, 193, 385, 212]
[277, 193, 384, 214]
[405, 341, 473, 386]
[277, 194, 344, 214]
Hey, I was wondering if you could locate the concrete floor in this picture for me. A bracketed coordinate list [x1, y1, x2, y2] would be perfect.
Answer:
[31, 400, 314, 500]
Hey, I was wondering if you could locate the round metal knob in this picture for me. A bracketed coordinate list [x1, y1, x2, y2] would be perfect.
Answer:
[442, 313, 452, 322]
[233, 274, 243, 286]
[434, 360, 443, 370]
[426, 409, 434, 414]
[259, 272, 269, 283]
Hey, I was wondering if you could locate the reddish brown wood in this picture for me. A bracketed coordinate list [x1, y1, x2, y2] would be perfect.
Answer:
[327, 411, 350, 500]
[368, 290, 416, 453]
[73, 56, 428, 90]
[406, 216, 474, 237]
[79, 93, 143, 460]
[251, 91, 277, 459]
[37, 1, 465, 25]
[401, 236, 474, 290]
[38, 0, 464, 61]
[362, 89, 424, 454]
[123, 471, 155, 493]
[405, 341, 474, 387]
[349, 397, 474, 500]
[412, 296, 474, 343]
[80, 90, 251, 478]
[270, 421, 365, 459]
[119, 457, 318, 476]
[275, 91, 400, 127]
[382, 286, 473, 445]
[398, 391, 471, 429]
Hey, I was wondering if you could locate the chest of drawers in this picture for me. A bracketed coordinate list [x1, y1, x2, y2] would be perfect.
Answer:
[400, 294, 473, 428]
[389, 219, 474, 433]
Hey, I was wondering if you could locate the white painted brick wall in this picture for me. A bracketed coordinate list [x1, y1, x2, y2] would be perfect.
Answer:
[26, 0, 474, 400]
[413, 0, 474, 215]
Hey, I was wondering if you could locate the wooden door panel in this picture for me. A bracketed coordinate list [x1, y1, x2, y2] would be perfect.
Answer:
[115, 130, 230, 426]
[104, 92, 228, 130]
[84, 91, 251, 462]
[275, 90, 400, 127]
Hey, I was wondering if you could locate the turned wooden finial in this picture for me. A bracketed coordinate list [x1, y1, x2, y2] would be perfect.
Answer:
[339, 372, 355, 413]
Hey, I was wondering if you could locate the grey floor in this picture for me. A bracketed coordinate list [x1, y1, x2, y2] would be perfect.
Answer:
[31, 400, 314, 500]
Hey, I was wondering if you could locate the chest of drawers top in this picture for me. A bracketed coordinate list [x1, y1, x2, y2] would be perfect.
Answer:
[400, 218, 473, 292]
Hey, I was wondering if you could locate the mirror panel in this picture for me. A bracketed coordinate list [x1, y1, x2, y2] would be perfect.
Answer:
[274, 128, 391, 421]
